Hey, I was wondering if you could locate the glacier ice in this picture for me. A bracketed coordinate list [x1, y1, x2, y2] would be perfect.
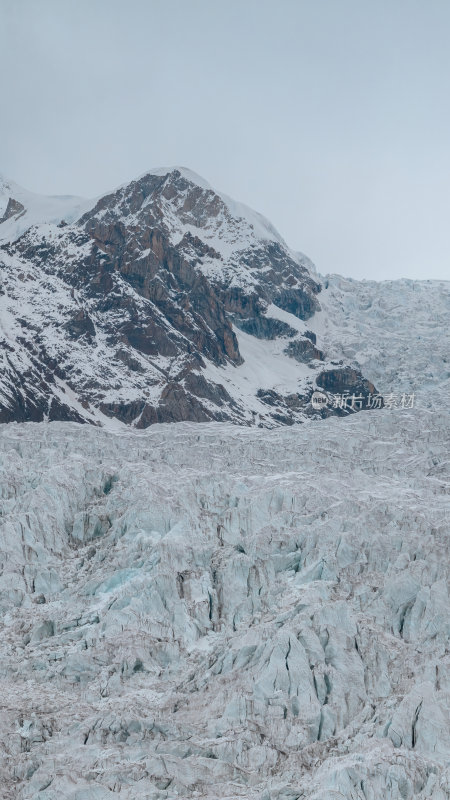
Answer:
[0, 400, 448, 798]
[0, 267, 449, 798]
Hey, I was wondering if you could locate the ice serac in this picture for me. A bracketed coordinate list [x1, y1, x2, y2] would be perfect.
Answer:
[0, 168, 377, 427]
[0, 399, 449, 798]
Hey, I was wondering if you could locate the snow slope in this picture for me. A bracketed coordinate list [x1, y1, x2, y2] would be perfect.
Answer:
[0, 175, 88, 245]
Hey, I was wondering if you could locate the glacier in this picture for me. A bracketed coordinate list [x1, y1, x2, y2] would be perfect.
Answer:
[1, 305, 449, 798]
[0, 171, 449, 798]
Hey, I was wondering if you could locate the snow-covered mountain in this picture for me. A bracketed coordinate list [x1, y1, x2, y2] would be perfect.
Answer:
[1, 168, 449, 800]
[0, 168, 378, 427]
[0, 175, 88, 244]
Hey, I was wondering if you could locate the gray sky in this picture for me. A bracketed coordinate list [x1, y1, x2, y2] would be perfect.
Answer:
[1, 0, 450, 280]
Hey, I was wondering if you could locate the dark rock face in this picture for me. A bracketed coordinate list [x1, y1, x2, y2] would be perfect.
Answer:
[79, 170, 321, 329]
[0, 197, 25, 224]
[78, 223, 242, 367]
[316, 367, 376, 396]
[0, 354, 86, 425]
[255, 387, 315, 425]
[0, 168, 378, 427]
[284, 338, 324, 363]
[234, 316, 297, 339]
[63, 309, 96, 341]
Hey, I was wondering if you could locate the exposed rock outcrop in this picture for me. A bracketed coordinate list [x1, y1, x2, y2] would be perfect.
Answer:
[0, 168, 378, 426]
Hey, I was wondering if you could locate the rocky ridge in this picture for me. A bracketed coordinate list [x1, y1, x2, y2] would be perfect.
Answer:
[0, 168, 377, 427]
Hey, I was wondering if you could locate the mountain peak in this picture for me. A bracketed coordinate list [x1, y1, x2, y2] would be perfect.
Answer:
[0, 167, 383, 428]
[140, 165, 214, 191]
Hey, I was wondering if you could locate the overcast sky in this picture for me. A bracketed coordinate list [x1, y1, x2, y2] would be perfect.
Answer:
[1, 0, 450, 280]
